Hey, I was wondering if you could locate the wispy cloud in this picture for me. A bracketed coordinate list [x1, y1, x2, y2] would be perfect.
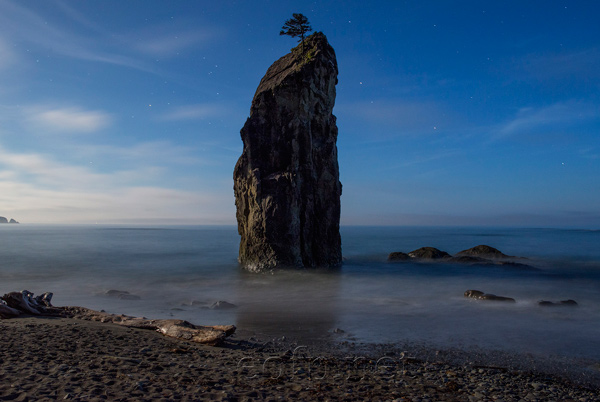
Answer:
[159, 104, 226, 121]
[336, 99, 453, 137]
[518, 47, 600, 82]
[0, 180, 233, 224]
[0, 145, 233, 224]
[0, 36, 16, 70]
[73, 141, 205, 167]
[494, 101, 599, 140]
[134, 31, 214, 57]
[26, 106, 112, 133]
[0, 1, 152, 72]
[0, 1, 216, 74]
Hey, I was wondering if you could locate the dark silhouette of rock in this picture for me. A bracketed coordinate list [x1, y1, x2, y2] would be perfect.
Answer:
[408, 247, 451, 260]
[233, 32, 342, 271]
[387, 252, 410, 261]
[455, 245, 511, 259]
[9, 219, 18, 224]
[464, 289, 516, 303]
[539, 299, 578, 307]
[447, 255, 536, 270]
[0, 217, 7, 223]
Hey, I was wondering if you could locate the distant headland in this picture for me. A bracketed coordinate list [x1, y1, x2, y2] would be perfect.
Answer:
[0, 217, 19, 224]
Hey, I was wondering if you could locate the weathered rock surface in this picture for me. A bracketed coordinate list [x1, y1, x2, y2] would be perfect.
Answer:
[0, 216, 19, 223]
[464, 289, 516, 303]
[233, 32, 342, 271]
[387, 251, 410, 261]
[455, 245, 511, 259]
[1, 290, 235, 345]
[408, 247, 451, 260]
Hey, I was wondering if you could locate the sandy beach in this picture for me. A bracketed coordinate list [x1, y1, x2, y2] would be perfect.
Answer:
[1, 316, 598, 402]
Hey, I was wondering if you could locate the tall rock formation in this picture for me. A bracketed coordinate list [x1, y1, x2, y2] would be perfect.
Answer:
[234, 32, 342, 271]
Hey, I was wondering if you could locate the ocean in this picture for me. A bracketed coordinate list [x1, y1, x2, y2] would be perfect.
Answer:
[1, 225, 599, 365]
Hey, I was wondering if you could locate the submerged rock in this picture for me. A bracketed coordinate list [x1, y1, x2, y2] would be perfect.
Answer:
[464, 289, 516, 303]
[539, 299, 578, 307]
[233, 32, 342, 271]
[105, 290, 141, 300]
[447, 256, 535, 270]
[210, 301, 237, 310]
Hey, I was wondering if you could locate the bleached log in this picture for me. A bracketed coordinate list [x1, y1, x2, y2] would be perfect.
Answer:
[0, 291, 236, 346]
[61, 306, 234, 345]
[2, 290, 42, 314]
[1, 290, 63, 316]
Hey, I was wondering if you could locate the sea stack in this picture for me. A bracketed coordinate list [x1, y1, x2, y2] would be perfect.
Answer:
[233, 32, 342, 271]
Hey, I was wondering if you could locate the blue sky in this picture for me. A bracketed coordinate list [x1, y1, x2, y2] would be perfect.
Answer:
[0, 1, 598, 227]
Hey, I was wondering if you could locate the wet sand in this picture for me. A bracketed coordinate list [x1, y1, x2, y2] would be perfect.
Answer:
[1, 316, 598, 401]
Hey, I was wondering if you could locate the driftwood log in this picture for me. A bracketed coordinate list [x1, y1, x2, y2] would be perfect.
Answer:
[1, 290, 235, 346]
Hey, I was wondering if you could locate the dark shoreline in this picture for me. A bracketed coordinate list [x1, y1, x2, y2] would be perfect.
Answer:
[1, 316, 598, 401]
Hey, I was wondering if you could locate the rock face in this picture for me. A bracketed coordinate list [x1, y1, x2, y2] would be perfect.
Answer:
[0, 217, 19, 224]
[408, 247, 451, 260]
[233, 32, 342, 271]
[455, 245, 510, 259]
[388, 251, 410, 261]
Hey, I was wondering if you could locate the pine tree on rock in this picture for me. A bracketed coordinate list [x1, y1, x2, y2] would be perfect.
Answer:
[280, 13, 313, 54]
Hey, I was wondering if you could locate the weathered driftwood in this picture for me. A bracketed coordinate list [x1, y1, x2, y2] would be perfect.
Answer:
[1, 290, 235, 346]
[1, 290, 60, 315]
[0, 301, 21, 318]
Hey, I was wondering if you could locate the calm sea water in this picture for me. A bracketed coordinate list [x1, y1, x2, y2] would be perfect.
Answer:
[1, 225, 599, 363]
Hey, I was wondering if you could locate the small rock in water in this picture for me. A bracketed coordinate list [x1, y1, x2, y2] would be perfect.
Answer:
[333, 328, 345, 334]
[464, 290, 516, 303]
[105, 290, 141, 300]
[210, 301, 237, 310]
[539, 299, 578, 307]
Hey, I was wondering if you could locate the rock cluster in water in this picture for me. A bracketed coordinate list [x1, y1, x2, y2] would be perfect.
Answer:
[464, 289, 579, 307]
[233, 32, 342, 271]
[0, 216, 19, 224]
[388, 244, 532, 269]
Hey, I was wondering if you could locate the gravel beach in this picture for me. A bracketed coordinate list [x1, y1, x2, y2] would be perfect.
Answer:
[1, 316, 599, 401]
